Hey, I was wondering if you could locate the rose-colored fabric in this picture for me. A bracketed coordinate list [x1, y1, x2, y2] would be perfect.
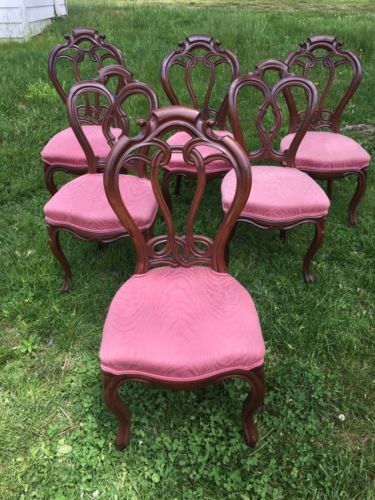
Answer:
[41, 125, 122, 167]
[164, 130, 233, 173]
[44, 173, 157, 234]
[221, 166, 330, 222]
[100, 266, 264, 381]
[280, 131, 370, 172]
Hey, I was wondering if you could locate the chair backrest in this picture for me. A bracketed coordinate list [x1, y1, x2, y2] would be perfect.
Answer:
[104, 106, 252, 274]
[67, 65, 159, 172]
[285, 35, 362, 133]
[227, 60, 317, 167]
[160, 35, 240, 129]
[48, 28, 126, 105]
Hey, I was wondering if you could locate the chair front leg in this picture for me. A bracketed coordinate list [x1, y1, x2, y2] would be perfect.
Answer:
[47, 225, 72, 292]
[103, 372, 131, 450]
[348, 169, 368, 226]
[44, 163, 58, 196]
[242, 366, 265, 447]
[303, 218, 325, 283]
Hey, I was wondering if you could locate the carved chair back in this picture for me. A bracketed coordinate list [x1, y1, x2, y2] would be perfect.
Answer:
[284, 35, 362, 133]
[227, 60, 317, 167]
[160, 35, 240, 129]
[104, 106, 252, 274]
[48, 28, 126, 105]
[67, 67, 159, 172]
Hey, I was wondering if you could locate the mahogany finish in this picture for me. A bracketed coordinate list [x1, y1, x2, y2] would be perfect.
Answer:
[160, 35, 240, 198]
[227, 60, 325, 282]
[102, 106, 265, 447]
[285, 35, 368, 225]
[46, 75, 159, 291]
[44, 29, 129, 194]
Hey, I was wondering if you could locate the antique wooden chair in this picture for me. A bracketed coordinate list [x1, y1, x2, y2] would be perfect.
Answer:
[281, 35, 370, 225]
[44, 77, 159, 291]
[42, 28, 129, 194]
[101, 106, 265, 449]
[160, 35, 240, 198]
[220, 61, 330, 282]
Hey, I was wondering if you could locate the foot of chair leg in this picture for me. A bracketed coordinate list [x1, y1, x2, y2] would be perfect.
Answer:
[103, 373, 131, 450]
[174, 175, 182, 196]
[44, 163, 58, 196]
[47, 225, 72, 292]
[303, 219, 325, 283]
[348, 169, 368, 226]
[327, 179, 334, 200]
[242, 366, 265, 447]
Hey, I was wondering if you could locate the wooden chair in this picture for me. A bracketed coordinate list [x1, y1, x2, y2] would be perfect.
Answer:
[44, 75, 159, 291]
[160, 35, 240, 198]
[221, 61, 330, 282]
[101, 106, 265, 449]
[281, 35, 370, 225]
[42, 28, 129, 194]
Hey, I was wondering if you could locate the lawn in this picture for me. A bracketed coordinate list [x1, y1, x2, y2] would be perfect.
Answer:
[0, 0, 374, 498]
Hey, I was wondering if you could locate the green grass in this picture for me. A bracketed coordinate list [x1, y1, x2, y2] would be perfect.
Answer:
[1, 0, 375, 498]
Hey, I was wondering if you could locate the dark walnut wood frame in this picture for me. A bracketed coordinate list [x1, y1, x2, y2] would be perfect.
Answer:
[160, 34, 241, 197]
[102, 105, 265, 449]
[227, 60, 325, 282]
[285, 35, 368, 225]
[44, 28, 128, 195]
[47, 75, 159, 291]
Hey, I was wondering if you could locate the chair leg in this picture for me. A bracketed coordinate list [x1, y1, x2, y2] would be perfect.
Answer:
[103, 373, 131, 450]
[279, 229, 287, 241]
[47, 225, 72, 292]
[242, 366, 265, 447]
[174, 175, 182, 196]
[348, 169, 368, 226]
[44, 163, 58, 195]
[162, 171, 173, 212]
[327, 179, 334, 200]
[303, 219, 325, 283]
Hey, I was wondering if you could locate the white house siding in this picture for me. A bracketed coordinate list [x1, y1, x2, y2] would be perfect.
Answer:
[0, 0, 67, 41]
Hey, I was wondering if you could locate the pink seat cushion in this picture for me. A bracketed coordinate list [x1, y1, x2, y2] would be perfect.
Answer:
[221, 166, 330, 222]
[164, 130, 233, 173]
[280, 131, 370, 172]
[44, 173, 157, 234]
[41, 125, 121, 167]
[100, 266, 264, 381]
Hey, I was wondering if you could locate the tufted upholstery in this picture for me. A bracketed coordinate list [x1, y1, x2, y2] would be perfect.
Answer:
[221, 165, 330, 222]
[100, 266, 265, 381]
[44, 173, 158, 234]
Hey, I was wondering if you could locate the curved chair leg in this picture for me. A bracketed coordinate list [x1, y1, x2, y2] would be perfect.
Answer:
[44, 163, 58, 196]
[47, 225, 72, 292]
[348, 169, 368, 226]
[103, 373, 131, 450]
[327, 179, 334, 200]
[303, 219, 325, 283]
[162, 171, 174, 212]
[242, 366, 265, 447]
[174, 175, 183, 196]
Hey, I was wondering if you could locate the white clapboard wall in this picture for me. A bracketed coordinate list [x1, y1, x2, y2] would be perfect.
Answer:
[0, 0, 67, 41]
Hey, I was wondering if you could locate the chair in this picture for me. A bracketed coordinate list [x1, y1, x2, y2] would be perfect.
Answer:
[221, 61, 330, 282]
[44, 75, 159, 291]
[42, 28, 129, 194]
[160, 35, 240, 198]
[281, 35, 370, 225]
[101, 106, 265, 449]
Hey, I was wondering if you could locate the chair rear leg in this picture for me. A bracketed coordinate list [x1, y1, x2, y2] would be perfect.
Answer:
[174, 175, 183, 196]
[303, 219, 325, 283]
[103, 373, 131, 450]
[162, 171, 174, 212]
[47, 225, 72, 292]
[327, 179, 334, 200]
[348, 169, 368, 226]
[242, 366, 265, 447]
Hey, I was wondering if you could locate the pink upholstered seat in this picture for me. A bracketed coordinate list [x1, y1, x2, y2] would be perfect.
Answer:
[42, 125, 122, 167]
[100, 266, 265, 381]
[164, 130, 233, 173]
[44, 173, 157, 234]
[221, 166, 330, 222]
[280, 131, 370, 172]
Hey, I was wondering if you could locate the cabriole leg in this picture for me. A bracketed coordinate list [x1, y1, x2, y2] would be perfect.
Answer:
[303, 219, 325, 283]
[44, 163, 58, 196]
[47, 225, 72, 292]
[103, 373, 131, 450]
[348, 169, 368, 226]
[242, 366, 265, 447]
